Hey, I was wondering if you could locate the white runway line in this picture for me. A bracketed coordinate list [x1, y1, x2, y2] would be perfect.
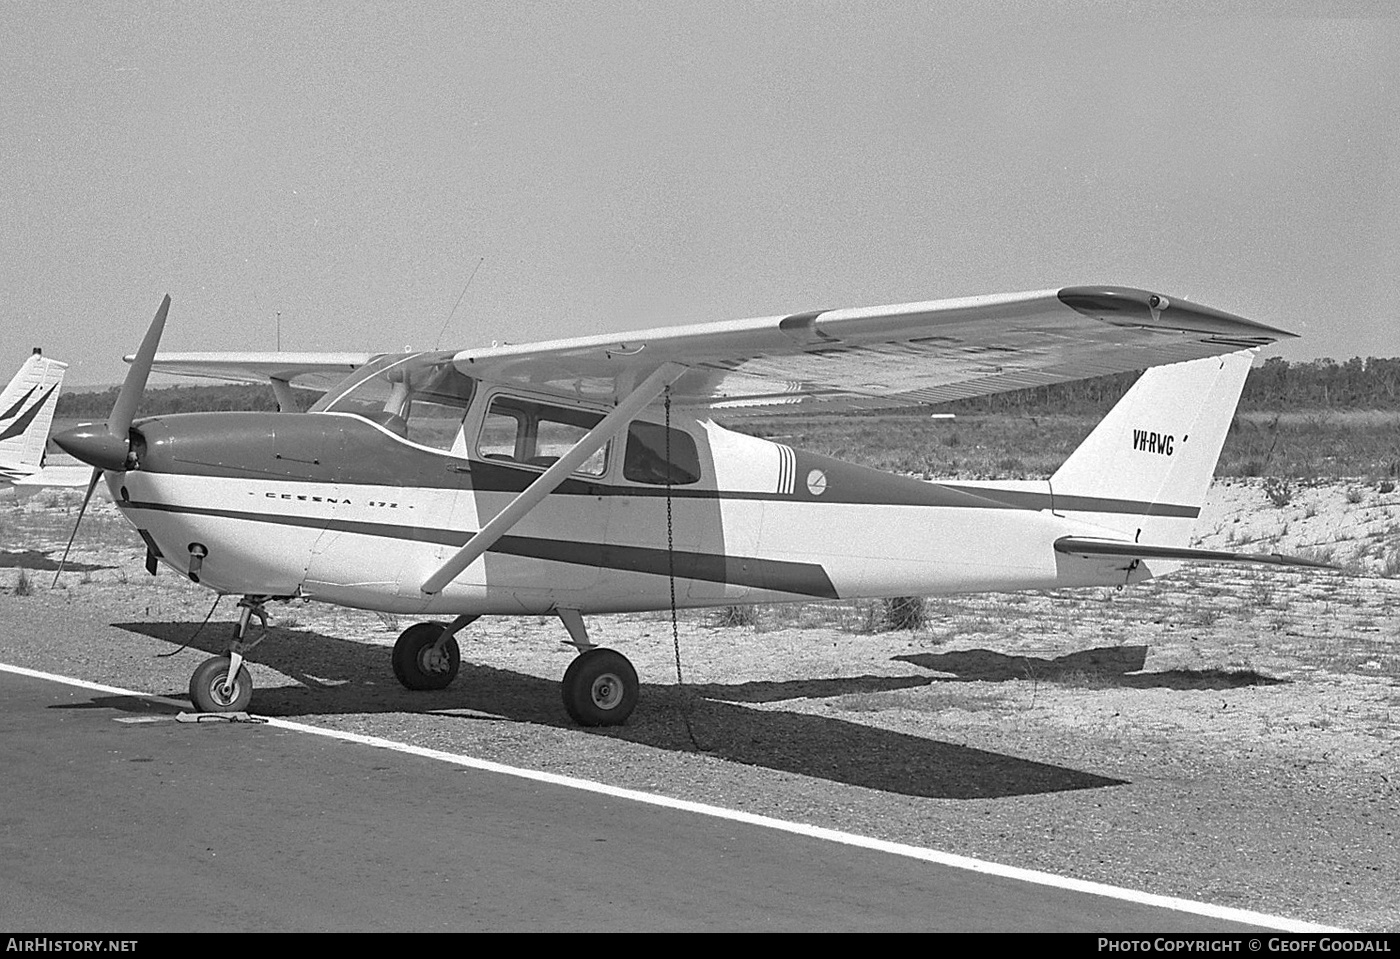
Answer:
[1, 661, 1344, 933]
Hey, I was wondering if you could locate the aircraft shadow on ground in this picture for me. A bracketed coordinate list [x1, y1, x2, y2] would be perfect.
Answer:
[893, 646, 1288, 689]
[0, 549, 113, 574]
[114, 620, 1125, 800]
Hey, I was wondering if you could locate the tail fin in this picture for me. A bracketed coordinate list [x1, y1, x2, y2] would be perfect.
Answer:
[0, 350, 68, 480]
[1049, 349, 1253, 547]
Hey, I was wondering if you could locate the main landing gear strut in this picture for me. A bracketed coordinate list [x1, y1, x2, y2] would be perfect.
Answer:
[389, 608, 640, 727]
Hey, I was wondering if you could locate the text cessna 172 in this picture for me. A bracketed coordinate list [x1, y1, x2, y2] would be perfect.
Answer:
[53, 286, 1322, 723]
[1, 349, 93, 496]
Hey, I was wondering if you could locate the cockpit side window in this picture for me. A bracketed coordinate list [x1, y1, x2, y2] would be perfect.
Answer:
[624, 421, 701, 485]
[404, 397, 473, 451]
[476, 395, 608, 476]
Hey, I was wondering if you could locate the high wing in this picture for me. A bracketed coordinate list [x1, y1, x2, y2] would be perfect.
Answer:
[449, 286, 1294, 413]
[139, 352, 375, 395]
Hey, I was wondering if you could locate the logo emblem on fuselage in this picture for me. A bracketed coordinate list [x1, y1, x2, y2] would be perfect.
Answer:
[807, 469, 828, 496]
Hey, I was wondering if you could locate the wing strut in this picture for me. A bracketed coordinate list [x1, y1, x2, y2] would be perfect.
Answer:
[419, 362, 687, 596]
[270, 377, 297, 413]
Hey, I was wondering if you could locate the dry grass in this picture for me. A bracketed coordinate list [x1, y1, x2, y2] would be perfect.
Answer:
[879, 596, 928, 631]
[711, 605, 760, 628]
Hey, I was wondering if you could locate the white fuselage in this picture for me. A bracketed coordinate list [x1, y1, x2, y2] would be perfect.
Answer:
[109, 410, 1156, 616]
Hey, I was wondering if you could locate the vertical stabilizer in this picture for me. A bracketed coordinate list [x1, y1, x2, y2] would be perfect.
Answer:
[0, 351, 68, 479]
[1049, 349, 1253, 546]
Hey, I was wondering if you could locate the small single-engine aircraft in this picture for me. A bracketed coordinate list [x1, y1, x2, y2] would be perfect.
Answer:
[0, 349, 93, 496]
[54, 287, 1324, 723]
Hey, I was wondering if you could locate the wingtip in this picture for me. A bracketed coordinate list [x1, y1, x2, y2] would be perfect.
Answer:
[1057, 286, 1296, 343]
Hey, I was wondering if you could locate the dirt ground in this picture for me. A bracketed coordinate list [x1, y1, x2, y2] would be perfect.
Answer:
[1, 478, 1397, 930]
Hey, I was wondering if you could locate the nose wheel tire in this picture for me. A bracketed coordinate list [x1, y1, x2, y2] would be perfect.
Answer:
[561, 648, 639, 726]
[392, 622, 461, 691]
[189, 656, 253, 713]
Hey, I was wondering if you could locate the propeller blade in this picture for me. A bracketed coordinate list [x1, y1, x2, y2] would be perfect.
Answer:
[51, 467, 103, 588]
[109, 293, 170, 441]
[52, 294, 170, 472]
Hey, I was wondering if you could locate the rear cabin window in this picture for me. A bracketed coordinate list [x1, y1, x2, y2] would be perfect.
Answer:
[477, 396, 609, 476]
[624, 421, 701, 486]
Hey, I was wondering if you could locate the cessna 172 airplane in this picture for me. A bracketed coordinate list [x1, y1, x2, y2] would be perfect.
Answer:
[52, 286, 1322, 723]
[0, 349, 92, 496]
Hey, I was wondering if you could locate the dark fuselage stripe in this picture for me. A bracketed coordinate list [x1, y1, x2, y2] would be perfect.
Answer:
[121, 499, 839, 599]
[939, 485, 1200, 519]
[465, 474, 1198, 517]
[139, 455, 1195, 518]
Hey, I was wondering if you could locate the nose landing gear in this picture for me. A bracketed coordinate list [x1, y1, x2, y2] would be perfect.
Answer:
[188, 596, 269, 713]
[189, 655, 253, 712]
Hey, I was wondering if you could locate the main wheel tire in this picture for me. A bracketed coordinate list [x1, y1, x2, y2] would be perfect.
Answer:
[189, 655, 253, 713]
[561, 648, 639, 727]
[392, 622, 461, 691]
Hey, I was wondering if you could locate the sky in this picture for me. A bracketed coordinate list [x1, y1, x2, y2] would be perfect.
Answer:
[2, 1, 1396, 387]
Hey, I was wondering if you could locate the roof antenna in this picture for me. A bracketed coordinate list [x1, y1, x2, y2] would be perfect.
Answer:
[436, 256, 484, 350]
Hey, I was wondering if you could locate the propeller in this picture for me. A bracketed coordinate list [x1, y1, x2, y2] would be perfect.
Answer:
[50, 294, 170, 586]
[51, 468, 103, 587]
[52, 294, 169, 471]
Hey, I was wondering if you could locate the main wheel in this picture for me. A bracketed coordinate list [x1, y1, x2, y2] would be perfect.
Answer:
[189, 655, 253, 712]
[392, 622, 461, 691]
[561, 648, 639, 727]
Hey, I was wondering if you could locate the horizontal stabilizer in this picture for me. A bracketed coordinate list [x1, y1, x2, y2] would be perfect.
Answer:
[1054, 536, 1336, 569]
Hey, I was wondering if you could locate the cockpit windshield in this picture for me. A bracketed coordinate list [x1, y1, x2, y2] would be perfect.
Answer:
[310, 352, 477, 452]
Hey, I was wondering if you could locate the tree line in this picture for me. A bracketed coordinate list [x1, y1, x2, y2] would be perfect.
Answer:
[938, 356, 1400, 414]
[56, 383, 319, 418]
[55, 356, 1400, 418]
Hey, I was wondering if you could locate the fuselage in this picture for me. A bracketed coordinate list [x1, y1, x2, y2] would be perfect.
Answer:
[103, 400, 1153, 616]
